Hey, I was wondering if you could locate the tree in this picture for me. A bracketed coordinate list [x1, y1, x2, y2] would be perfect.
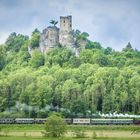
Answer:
[50, 20, 58, 26]
[86, 41, 102, 50]
[44, 112, 66, 137]
[123, 42, 133, 52]
[79, 49, 94, 64]
[0, 45, 6, 70]
[104, 47, 113, 55]
[93, 51, 109, 66]
[5, 32, 29, 52]
[29, 29, 40, 49]
[30, 50, 45, 68]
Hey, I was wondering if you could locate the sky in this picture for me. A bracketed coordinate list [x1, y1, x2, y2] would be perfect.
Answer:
[0, 0, 140, 51]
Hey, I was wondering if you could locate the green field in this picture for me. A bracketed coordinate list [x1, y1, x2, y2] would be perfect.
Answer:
[0, 124, 140, 132]
[0, 124, 140, 140]
[1, 124, 140, 131]
[0, 137, 140, 140]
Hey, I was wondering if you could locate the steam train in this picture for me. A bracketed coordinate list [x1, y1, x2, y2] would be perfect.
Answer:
[0, 118, 140, 125]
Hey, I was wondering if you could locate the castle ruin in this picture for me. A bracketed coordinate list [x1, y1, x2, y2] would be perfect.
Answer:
[40, 16, 76, 52]
[39, 15, 87, 56]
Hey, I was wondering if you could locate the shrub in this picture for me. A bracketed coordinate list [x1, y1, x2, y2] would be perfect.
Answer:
[92, 131, 97, 139]
[72, 127, 86, 138]
[44, 112, 67, 137]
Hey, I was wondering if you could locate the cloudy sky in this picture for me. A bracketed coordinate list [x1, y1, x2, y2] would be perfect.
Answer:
[0, 0, 140, 51]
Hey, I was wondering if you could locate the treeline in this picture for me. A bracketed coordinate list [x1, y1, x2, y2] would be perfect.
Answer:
[0, 29, 140, 118]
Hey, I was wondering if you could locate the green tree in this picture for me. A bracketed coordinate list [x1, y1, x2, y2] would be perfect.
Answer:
[30, 50, 45, 68]
[93, 51, 109, 66]
[104, 47, 114, 55]
[5, 32, 29, 52]
[44, 113, 66, 137]
[123, 42, 133, 52]
[29, 29, 40, 49]
[79, 49, 94, 64]
[86, 41, 102, 50]
[0, 45, 6, 70]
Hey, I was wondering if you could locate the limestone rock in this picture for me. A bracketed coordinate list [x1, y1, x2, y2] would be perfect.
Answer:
[40, 26, 59, 53]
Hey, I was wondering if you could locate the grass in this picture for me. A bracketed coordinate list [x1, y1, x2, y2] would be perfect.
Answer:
[0, 124, 44, 131]
[0, 136, 140, 140]
[0, 124, 140, 140]
[67, 125, 140, 131]
[0, 124, 139, 131]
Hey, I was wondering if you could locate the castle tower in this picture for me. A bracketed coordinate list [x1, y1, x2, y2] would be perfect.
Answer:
[60, 15, 72, 32]
[59, 15, 75, 48]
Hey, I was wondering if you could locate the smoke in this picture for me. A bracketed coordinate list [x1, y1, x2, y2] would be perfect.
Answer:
[2, 102, 140, 118]
[14, 101, 52, 112]
[1, 101, 52, 116]
[97, 112, 140, 118]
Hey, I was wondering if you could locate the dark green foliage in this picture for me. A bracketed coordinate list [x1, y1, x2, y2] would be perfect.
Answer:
[50, 20, 58, 26]
[104, 47, 114, 55]
[123, 42, 133, 52]
[73, 30, 89, 40]
[77, 32, 89, 40]
[86, 41, 102, 50]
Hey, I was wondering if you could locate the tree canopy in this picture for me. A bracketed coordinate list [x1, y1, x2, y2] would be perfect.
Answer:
[0, 30, 140, 118]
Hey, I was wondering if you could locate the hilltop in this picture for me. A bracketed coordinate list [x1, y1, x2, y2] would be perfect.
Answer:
[0, 19, 140, 117]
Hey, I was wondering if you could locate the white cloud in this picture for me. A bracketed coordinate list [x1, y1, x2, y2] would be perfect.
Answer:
[0, 0, 140, 50]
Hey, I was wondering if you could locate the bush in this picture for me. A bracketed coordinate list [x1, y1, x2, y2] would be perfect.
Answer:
[72, 127, 86, 138]
[44, 112, 67, 137]
[92, 131, 97, 139]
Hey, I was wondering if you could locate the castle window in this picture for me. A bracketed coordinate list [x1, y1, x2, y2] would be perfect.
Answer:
[63, 20, 65, 23]
[70, 24, 72, 27]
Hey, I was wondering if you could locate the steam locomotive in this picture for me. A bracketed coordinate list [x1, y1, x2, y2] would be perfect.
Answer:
[0, 118, 140, 125]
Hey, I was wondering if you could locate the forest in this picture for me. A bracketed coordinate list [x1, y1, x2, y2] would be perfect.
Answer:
[0, 29, 140, 118]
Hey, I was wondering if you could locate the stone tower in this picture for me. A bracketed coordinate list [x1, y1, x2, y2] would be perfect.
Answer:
[59, 15, 75, 48]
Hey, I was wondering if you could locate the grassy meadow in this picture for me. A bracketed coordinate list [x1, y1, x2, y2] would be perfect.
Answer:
[0, 124, 140, 140]
[0, 137, 140, 140]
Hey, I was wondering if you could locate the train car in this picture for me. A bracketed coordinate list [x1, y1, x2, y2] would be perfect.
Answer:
[65, 118, 72, 124]
[0, 118, 14, 124]
[15, 118, 34, 124]
[133, 119, 140, 125]
[73, 118, 90, 125]
[0, 118, 139, 125]
[34, 118, 46, 124]
[91, 119, 133, 125]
